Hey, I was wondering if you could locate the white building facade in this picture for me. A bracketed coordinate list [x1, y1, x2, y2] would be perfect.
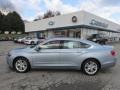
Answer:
[25, 11, 120, 41]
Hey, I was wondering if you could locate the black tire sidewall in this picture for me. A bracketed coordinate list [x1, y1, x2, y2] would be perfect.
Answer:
[82, 59, 100, 75]
[14, 57, 30, 73]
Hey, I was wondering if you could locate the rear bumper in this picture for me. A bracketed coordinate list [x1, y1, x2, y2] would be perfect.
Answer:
[101, 58, 117, 69]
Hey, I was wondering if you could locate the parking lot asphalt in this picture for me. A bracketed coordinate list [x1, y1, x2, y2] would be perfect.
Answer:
[0, 41, 120, 90]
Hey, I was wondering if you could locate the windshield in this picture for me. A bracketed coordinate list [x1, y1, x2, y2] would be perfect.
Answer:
[30, 41, 42, 48]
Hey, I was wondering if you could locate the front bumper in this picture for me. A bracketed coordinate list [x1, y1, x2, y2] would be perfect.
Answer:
[6, 55, 13, 68]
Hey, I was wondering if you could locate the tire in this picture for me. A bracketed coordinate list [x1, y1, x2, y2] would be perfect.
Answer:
[31, 41, 35, 45]
[13, 57, 31, 73]
[81, 59, 100, 75]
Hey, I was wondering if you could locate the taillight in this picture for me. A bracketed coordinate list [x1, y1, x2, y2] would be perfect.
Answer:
[111, 50, 116, 56]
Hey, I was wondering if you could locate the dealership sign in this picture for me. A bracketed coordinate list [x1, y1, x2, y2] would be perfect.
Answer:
[90, 19, 108, 28]
[48, 21, 54, 26]
[72, 16, 77, 23]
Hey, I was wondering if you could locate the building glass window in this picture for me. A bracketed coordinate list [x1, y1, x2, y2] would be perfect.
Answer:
[53, 31, 65, 37]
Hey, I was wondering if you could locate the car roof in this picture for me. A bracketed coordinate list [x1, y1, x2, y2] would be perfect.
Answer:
[46, 38, 100, 46]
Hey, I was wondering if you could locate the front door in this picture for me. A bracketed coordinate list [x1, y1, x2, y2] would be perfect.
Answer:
[32, 40, 61, 68]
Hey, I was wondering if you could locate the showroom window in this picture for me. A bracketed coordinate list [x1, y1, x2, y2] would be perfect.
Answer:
[53, 31, 65, 37]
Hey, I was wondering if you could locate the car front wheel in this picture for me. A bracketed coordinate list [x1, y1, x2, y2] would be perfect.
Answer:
[81, 59, 100, 75]
[14, 57, 30, 73]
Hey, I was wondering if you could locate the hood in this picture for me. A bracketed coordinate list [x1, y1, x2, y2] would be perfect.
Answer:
[10, 47, 33, 53]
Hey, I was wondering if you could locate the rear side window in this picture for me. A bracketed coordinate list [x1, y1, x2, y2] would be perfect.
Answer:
[62, 40, 90, 49]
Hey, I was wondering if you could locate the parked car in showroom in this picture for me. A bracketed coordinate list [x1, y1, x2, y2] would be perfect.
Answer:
[24, 37, 45, 45]
[6, 38, 116, 75]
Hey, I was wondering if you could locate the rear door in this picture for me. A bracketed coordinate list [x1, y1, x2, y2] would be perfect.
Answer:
[59, 40, 89, 68]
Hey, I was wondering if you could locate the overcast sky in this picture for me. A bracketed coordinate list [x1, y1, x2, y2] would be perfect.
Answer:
[0, 0, 120, 24]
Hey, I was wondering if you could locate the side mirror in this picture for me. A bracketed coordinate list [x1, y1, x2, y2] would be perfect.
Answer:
[35, 46, 41, 52]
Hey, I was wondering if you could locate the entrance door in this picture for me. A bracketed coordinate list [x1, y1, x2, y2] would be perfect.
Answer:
[76, 31, 81, 38]
[74, 31, 81, 38]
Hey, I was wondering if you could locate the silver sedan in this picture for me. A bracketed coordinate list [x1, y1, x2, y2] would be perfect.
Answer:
[6, 38, 117, 75]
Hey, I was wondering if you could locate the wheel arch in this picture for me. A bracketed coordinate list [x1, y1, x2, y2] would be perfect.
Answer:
[13, 56, 31, 68]
[81, 58, 101, 69]
[31, 41, 35, 44]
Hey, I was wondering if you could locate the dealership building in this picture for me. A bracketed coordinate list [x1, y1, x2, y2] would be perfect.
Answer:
[25, 11, 120, 41]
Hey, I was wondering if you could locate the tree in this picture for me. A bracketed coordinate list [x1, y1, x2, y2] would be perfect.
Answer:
[55, 11, 61, 16]
[33, 10, 61, 21]
[8, 11, 25, 33]
[2, 12, 12, 33]
[34, 16, 42, 21]
[43, 10, 61, 19]
[0, 11, 5, 33]
[43, 10, 55, 19]
[0, 11, 25, 34]
[2, 11, 25, 33]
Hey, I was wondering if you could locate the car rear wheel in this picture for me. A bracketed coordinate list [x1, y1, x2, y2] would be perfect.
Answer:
[14, 57, 30, 73]
[81, 59, 100, 75]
